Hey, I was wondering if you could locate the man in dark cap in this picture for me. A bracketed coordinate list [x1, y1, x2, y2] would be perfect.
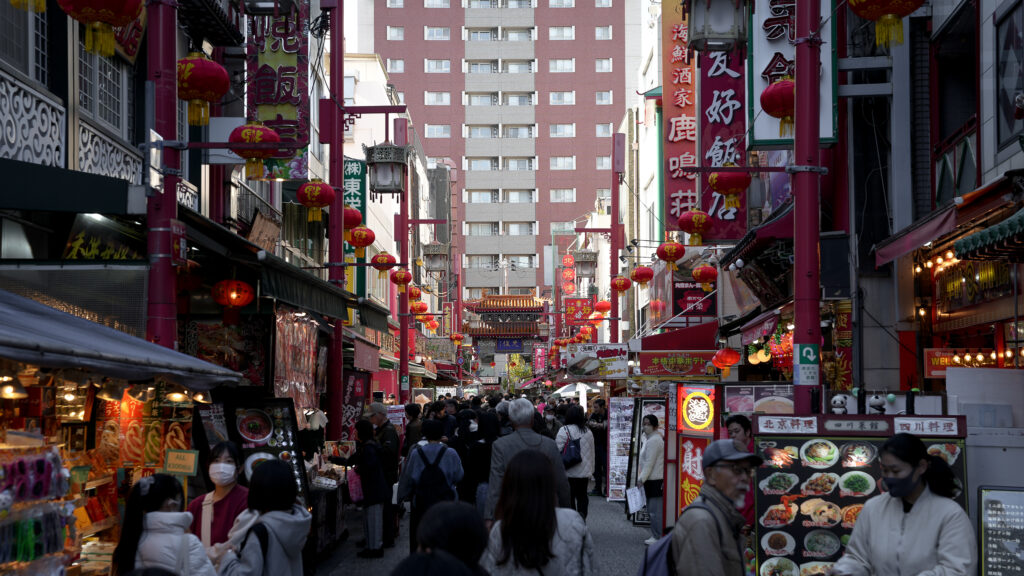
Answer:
[671, 439, 763, 576]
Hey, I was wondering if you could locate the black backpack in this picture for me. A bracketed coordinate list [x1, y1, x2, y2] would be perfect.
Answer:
[414, 445, 455, 511]
[636, 501, 724, 576]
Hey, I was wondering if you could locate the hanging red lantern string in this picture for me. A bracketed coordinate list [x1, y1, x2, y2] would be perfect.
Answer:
[708, 163, 751, 211]
[410, 301, 429, 315]
[370, 252, 398, 279]
[390, 268, 412, 293]
[588, 312, 605, 327]
[450, 333, 464, 345]
[211, 279, 255, 325]
[656, 241, 687, 272]
[296, 179, 335, 222]
[408, 286, 422, 302]
[677, 209, 711, 246]
[347, 225, 375, 258]
[611, 276, 633, 293]
[417, 313, 435, 324]
[761, 79, 796, 137]
[594, 300, 611, 314]
[693, 264, 718, 292]
[426, 320, 439, 332]
[228, 122, 280, 180]
[58, 0, 142, 55]
[630, 266, 654, 287]
[343, 205, 363, 241]
[562, 282, 577, 295]
[176, 53, 229, 126]
[713, 348, 741, 378]
[848, 0, 924, 47]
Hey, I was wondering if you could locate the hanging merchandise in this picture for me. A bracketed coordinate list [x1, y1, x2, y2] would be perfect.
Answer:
[678, 209, 711, 246]
[296, 179, 335, 222]
[176, 53, 230, 126]
[228, 122, 281, 180]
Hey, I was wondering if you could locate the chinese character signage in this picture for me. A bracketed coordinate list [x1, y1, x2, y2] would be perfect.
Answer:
[662, 10, 698, 230]
[342, 159, 367, 299]
[247, 9, 310, 179]
[677, 385, 715, 435]
[678, 437, 709, 510]
[674, 280, 716, 317]
[534, 347, 546, 373]
[565, 297, 595, 326]
[893, 417, 961, 436]
[700, 50, 747, 240]
[935, 260, 1013, 313]
[980, 487, 1024, 576]
[638, 351, 716, 377]
[748, 0, 837, 147]
[496, 338, 523, 353]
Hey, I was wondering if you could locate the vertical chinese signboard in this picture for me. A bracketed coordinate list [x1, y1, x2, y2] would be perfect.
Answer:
[663, 10, 698, 230]
[533, 347, 547, 374]
[342, 159, 367, 301]
[748, 0, 837, 147]
[247, 9, 310, 179]
[565, 297, 595, 326]
[832, 300, 853, 390]
[677, 385, 716, 513]
[700, 51, 747, 240]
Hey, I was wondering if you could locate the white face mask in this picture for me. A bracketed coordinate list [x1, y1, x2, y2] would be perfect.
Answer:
[469, 421, 479, 432]
[545, 414, 555, 421]
[209, 462, 237, 487]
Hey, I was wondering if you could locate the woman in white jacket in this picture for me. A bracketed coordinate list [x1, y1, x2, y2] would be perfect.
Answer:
[636, 414, 664, 544]
[829, 433, 976, 576]
[555, 404, 595, 519]
[112, 474, 217, 576]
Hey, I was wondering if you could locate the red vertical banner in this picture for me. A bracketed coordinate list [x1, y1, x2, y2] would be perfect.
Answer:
[833, 300, 853, 390]
[662, 13, 698, 231]
[700, 51, 748, 240]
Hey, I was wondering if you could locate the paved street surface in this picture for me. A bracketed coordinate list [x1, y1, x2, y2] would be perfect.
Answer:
[315, 495, 654, 575]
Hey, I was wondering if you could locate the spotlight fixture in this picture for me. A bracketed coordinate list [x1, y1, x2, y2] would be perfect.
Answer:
[926, 261, 933, 268]
[0, 378, 28, 400]
[918, 308, 927, 317]
[953, 354, 961, 363]
[990, 351, 997, 360]
[915, 265, 922, 273]
[945, 250, 954, 260]
[976, 353, 984, 362]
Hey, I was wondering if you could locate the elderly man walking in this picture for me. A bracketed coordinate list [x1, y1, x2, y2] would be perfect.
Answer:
[483, 398, 571, 522]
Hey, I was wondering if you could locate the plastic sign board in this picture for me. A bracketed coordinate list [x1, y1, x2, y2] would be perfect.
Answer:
[794, 343, 819, 385]
[163, 449, 199, 476]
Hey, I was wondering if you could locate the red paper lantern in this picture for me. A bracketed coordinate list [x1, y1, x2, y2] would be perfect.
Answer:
[588, 312, 605, 327]
[580, 326, 593, 337]
[630, 266, 654, 287]
[211, 279, 254, 325]
[417, 313, 435, 324]
[408, 286, 422, 301]
[510, 361, 517, 368]
[611, 276, 633, 293]
[370, 252, 398, 279]
[450, 333, 464, 344]
[656, 241, 687, 271]
[760, 79, 796, 137]
[693, 265, 718, 291]
[176, 53, 229, 126]
[490, 362, 496, 367]
[57, 0, 142, 55]
[595, 300, 611, 314]
[848, 0, 924, 47]
[390, 268, 412, 293]
[228, 122, 281, 180]
[296, 179, 335, 222]
[343, 205, 363, 241]
[426, 320, 439, 331]
[561, 268, 576, 282]
[563, 282, 577, 295]
[677, 209, 711, 246]
[347, 225, 375, 258]
[410, 301, 429, 315]
[708, 165, 751, 211]
[716, 348, 741, 367]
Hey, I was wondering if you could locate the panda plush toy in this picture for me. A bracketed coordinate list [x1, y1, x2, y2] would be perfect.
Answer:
[830, 394, 849, 415]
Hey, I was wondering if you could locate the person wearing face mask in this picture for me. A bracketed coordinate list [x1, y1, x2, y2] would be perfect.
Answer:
[189, 442, 250, 553]
[636, 414, 664, 544]
[828, 433, 976, 576]
[542, 404, 562, 438]
[671, 439, 762, 576]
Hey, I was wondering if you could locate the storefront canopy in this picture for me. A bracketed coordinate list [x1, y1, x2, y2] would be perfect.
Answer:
[874, 205, 957, 267]
[0, 289, 242, 389]
[629, 321, 719, 352]
[954, 206, 1024, 262]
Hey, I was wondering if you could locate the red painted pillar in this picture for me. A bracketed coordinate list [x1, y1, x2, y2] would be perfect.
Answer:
[326, 5, 346, 440]
[145, 0, 179, 348]
[792, 0, 823, 414]
[396, 118, 411, 404]
[611, 133, 625, 343]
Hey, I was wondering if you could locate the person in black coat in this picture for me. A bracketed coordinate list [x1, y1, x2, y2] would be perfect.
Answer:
[333, 419, 390, 558]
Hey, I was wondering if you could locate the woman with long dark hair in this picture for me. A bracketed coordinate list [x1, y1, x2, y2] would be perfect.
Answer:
[188, 441, 250, 553]
[112, 474, 216, 576]
[830, 433, 976, 576]
[555, 404, 595, 519]
[481, 449, 594, 576]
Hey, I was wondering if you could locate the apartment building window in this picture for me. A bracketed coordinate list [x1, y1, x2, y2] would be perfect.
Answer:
[595, 58, 613, 73]
[468, 92, 498, 106]
[507, 287, 533, 295]
[469, 190, 499, 203]
[387, 26, 404, 40]
[424, 26, 450, 39]
[467, 287, 499, 299]
[2, 5, 48, 88]
[596, 90, 613, 105]
[386, 58, 404, 73]
[79, 42, 134, 139]
[424, 0, 449, 7]
[551, 222, 575, 235]
[997, 1, 1023, 149]
[550, 156, 575, 170]
[505, 92, 533, 106]
[468, 60, 498, 73]
[505, 28, 532, 41]
[468, 223, 500, 236]
[596, 188, 611, 202]
[427, 157, 445, 168]
[595, 0, 611, 6]
[397, 92, 406, 104]
[425, 124, 451, 138]
[549, 26, 574, 40]
[504, 60, 533, 73]
[386, 0, 403, 7]
[507, 0, 530, 7]
[425, 59, 450, 73]
[595, 25, 612, 40]
[505, 190, 534, 203]
[504, 125, 533, 138]
[507, 255, 535, 268]
[550, 124, 575, 138]
[506, 222, 534, 235]
[469, 158, 499, 171]
[550, 0, 573, 7]
[425, 91, 451, 105]
[596, 156, 611, 170]
[505, 157, 534, 171]
[468, 0, 498, 6]
[469, 28, 495, 41]
[549, 58, 574, 73]
[468, 255, 499, 268]
[550, 91, 575, 105]
[596, 123, 613, 137]
[550, 188, 576, 202]
[468, 125, 498, 138]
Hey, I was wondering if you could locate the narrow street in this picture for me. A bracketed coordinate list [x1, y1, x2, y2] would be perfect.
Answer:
[316, 496, 654, 575]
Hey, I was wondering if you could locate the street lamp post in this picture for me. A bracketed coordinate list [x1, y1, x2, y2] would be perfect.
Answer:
[396, 118, 411, 404]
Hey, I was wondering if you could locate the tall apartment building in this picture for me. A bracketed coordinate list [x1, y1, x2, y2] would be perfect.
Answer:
[346, 0, 638, 300]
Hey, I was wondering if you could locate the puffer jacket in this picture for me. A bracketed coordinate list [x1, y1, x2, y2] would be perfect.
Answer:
[135, 511, 217, 576]
[482, 508, 595, 576]
[218, 504, 313, 576]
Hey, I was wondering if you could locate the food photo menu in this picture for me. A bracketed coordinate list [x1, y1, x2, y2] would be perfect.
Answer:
[752, 415, 968, 576]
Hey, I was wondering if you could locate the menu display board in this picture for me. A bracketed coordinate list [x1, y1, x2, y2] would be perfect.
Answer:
[980, 486, 1024, 576]
[753, 415, 968, 576]
[607, 396, 635, 501]
[228, 398, 310, 505]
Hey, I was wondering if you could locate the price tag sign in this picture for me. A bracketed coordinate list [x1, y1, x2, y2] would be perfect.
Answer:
[163, 449, 199, 476]
[794, 343, 820, 386]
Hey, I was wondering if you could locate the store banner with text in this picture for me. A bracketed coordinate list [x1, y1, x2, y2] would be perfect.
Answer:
[638, 350, 716, 377]
[700, 50, 747, 240]
[342, 159, 367, 302]
[662, 9, 697, 230]
[565, 297, 596, 326]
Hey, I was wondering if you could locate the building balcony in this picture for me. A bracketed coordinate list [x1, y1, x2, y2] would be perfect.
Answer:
[465, 201, 535, 221]
[464, 169, 535, 190]
[464, 137, 535, 157]
[464, 40, 535, 61]
[465, 105, 535, 125]
[463, 235, 536, 255]
[464, 7, 533, 27]
[465, 72, 534, 93]
[465, 267, 536, 287]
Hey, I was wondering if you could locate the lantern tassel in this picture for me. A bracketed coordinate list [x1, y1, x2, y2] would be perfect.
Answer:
[398, 284, 406, 293]
[778, 116, 794, 137]
[725, 194, 741, 210]
[245, 159, 263, 180]
[356, 247, 365, 258]
[345, 230, 352, 242]
[188, 100, 210, 126]
[307, 207, 323, 222]
[688, 233, 702, 247]
[875, 14, 904, 48]
[10, 0, 44, 12]
[722, 366, 730, 378]
[668, 262, 677, 272]
[702, 283, 713, 292]
[33, 0, 44, 12]
[378, 269, 387, 280]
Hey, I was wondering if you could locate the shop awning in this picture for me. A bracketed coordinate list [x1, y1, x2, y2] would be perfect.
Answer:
[0, 289, 242, 389]
[740, 309, 781, 345]
[721, 200, 794, 267]
[517, 375, 545, 389]
[955, 206, 1024, 262]
[874, 205, 957, 267]
[629, 321, 718, 352]
[359, 301, 391, 331]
